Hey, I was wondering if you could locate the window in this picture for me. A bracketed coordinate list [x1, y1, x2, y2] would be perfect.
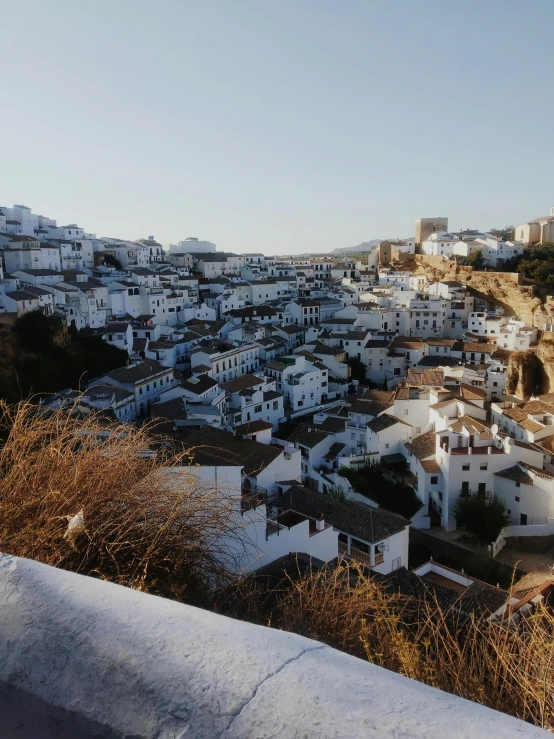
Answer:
[438, 491, 443, 501]
[430, 476, 438, 484]
[515, 495, 520, 502]
[462, 463, 470, 471]
[480, 463, 488, 470]
[403, 409, 409, 415]
[384, 443, 389, 449]
[515, 482, 520, 489]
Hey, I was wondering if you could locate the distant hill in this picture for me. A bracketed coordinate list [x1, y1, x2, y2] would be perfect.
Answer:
[332, 240, 382, 255]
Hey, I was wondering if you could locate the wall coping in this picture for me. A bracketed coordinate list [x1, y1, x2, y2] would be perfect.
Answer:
[0, 553, 547, 738]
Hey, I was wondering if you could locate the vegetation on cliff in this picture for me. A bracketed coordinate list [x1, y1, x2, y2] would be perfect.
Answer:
[517, 242, 554, 291]
[0, 311, 127, 401]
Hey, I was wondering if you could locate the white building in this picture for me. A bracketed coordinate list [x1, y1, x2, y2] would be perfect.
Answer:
[276, 485, 410, 575]
[265, 354, 328, 413]
[90, 360, 176, 418]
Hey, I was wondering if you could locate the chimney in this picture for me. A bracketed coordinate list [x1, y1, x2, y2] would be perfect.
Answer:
[316, 512, 325, 531]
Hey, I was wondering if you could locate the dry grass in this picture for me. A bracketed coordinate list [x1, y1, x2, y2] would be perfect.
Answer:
[3, 399, 554, 727]
[0, 399, 244, 604]
[223, 560, 554, 730]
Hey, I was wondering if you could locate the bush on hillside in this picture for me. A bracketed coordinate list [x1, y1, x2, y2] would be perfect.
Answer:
[453, 494, 510, 543]
[0, 400, 242, 604]
[0, 311, 128, 401]
[340, 460, 421, 518]
[221, 559, 554, 729]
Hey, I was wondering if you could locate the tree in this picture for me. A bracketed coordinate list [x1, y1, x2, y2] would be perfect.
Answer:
[346, 357, 367, 384]
[453, 494, 510, 543]
[339, 460, 421, 518]
[466, 250, 485, 270]
[103, 254, 123, 270]
[12, 311, 64, 353]
[490, 225, 515, 241]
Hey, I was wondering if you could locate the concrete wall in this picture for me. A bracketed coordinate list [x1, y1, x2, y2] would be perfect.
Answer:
[0, 553, 548, 738]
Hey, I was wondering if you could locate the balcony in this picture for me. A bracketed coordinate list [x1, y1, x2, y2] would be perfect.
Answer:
[241, 482, 268, 513]
[459, 488, 491, 499]
[338, 541, 373, 566]
[346, 421, 367, 430]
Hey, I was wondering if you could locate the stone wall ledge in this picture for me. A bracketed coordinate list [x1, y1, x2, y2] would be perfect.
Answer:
[0, 552, 547, 738]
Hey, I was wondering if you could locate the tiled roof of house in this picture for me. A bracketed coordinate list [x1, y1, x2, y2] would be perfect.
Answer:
[404, 431, 436, 460]
[105, 321, 131, 333]
[417, 356, 461, 368]
[406, 368, 444, 387]
[390, 336, 424, 350]
[234, 419, 274, 434]
[263, 390, 281, 402]
[420, 460, 442, 473]
[423, 338, 457, 346]
[519, 418, 544, 433]
[132, 337, 147, 353]
[287, 423, 331, 449]
[367, 415, 410, 433]
[319, 416, 347, 433]
[5, 290, 39, 301]
[18, 285, 51, 297]
[520, 463, 554, 480]
[84, 383, 134, 403]
[277, 324, 307, 335]
[459, 383, 486, 401]
[220, 374, 264, 393]
[186, 426, 282, 475]
[105, 360, 169, 385]
[494, 465, 534, 484]
[323, 442, 347, 460]
[312, 342, 344, 356]
[150, 397, 187, 421]
[181, 374, 219, 394]
[276, 486, 409, 544]
[461, 343, 496, 354]
[320, 318, 357, 325]
[379, 565, 508, 618]
[345, 398, 389, 417]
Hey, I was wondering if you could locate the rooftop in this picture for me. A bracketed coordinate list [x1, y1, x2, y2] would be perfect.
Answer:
[276, 486, 409, 543]
[185, 426, 282, 475]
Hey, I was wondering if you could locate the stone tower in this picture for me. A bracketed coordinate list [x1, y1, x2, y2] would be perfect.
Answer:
[415, 217, 448, 253]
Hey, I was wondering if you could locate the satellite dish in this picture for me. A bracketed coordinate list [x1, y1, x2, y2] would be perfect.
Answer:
[491, 423, 499, 435]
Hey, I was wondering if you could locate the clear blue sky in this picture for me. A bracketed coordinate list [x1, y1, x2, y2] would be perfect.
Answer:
[2, 0, 554, 254]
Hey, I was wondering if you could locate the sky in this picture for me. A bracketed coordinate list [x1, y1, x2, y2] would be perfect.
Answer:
[2, 0, 554, 255]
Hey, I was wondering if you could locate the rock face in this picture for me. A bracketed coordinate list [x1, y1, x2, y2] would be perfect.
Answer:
[506, 352, 543, 400]
[409, 256, 554, 329]
[536, 332, 554, 395]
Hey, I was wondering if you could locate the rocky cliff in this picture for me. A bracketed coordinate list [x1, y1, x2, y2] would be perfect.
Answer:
[505, 352, 543, 400]
[535, 332, 554, 395]
[408, 256, 554, 330]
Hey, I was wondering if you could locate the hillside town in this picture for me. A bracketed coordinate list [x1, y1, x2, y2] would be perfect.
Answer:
[2, 202, 554, 615]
